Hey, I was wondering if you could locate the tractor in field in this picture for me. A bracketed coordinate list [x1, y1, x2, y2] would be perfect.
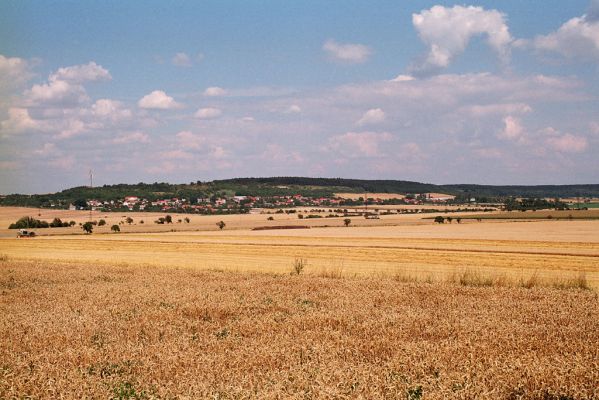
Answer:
[17, 229, 36, 238]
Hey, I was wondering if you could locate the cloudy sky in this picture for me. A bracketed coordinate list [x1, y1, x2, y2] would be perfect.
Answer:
[1, 1, 599, 193]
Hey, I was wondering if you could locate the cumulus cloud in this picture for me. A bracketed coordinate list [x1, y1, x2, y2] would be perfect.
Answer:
[411, 5, 512, 74]
[0, 54, 35, 91]
[112, 131, 149, 144]
[497, 116, 525, 141]
[1, 107, 40, 134]
[546, 133, 588, 153]
[172, 52, 192, 67]
[326, 131, 393, 157]
[203, 86, 227, 96]
[50, 62, 111, 83]
[356, 108, 385, 126]
[138, 90, 181, 109]
[532, 11, 599, 61]
[24, 61, 111, 106]
[194, 107, 222, 119]
[323, 39, 372, 64]
[26, 78, 89, 105]
[92, 99, 132, 120]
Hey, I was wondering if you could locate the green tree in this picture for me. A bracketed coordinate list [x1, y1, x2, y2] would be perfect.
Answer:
[111, 224, 120, 233]
[446, 216, 453, 224]
[344, 218, 351, 227]
[216, 220, 226, 230]
[126, 217, 133, 225]
[82, 222, 94, 234]
[98, 219, 106, 226]
[165, 215, 173, 224]
[434, 216, 445, 224]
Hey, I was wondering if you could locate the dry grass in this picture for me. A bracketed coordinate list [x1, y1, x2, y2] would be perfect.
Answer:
[1, 259, 597, 399]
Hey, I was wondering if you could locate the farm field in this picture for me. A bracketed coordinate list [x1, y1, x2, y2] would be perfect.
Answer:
[1, 205, 598, 288]
[1, 259, 597, 398]
[0, 206, 490, 238]
[1, 208, 599, 397]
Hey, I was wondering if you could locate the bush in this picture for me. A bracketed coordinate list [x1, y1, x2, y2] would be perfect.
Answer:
[434, 216, 445, 224]
[98, 219, 106, 226]
[82, 222, 93, 234]
[111, 225, 120, 233]
[8, 216, 49, 229]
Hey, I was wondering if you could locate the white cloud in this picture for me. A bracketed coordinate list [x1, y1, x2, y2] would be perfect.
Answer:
[547, 133, 588, 153]
[411, 5, 512, 73]
[24, 62, 111, 106]
[285, 104, 302, 114]
[172, 52, 192, 67]
[176, 130, 204, 150]
[55, 119, 86, 139]
[327, 131, 393, 157]
[497, 116, 525, 141]
[203, 86, 227, 96]
[50, 62, 111, 83]
[323, 39, 372, 64]
[92, 99, 132, 120]
[533, 13, 599, 61]
[112, 131, 149, 144]
[138, 90, 181, 109]
[1, 107, 40, 134]
[0, 54, 35, 91]
[194, 107, 222, 119]
[356, 108, 385, 126]
[26, 79, 88, 105]
[389, 74, 415, 82]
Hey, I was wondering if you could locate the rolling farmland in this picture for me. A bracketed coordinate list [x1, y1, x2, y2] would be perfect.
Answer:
[1, 206, 598, 398]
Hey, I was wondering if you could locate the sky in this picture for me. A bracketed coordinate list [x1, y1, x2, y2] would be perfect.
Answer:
[1, 1, 598, 194]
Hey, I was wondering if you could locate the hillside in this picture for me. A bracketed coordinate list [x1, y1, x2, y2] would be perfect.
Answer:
[1, 177, 599, 209]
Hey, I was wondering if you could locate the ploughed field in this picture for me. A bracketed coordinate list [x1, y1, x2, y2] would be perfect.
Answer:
[0, 259, 597, 399]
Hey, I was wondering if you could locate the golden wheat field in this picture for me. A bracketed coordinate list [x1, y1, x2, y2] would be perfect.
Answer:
[0, 259, 598, 399]
[1, 206, 599, 398]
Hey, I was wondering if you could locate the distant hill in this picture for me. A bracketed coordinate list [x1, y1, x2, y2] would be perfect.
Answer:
[1, 177, 599, 209]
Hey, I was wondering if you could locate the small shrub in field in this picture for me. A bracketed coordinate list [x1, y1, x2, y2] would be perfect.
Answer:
[111, 225, 120, 233]
[407, 386, 423, 400]
[292, 258, 307, 275]
[216, 221, 226, 230]
[434, 216, 445, 224]
[98, 219, 106, 226]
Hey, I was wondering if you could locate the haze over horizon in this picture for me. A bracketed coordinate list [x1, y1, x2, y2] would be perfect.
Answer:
[1, 1, 599, 194]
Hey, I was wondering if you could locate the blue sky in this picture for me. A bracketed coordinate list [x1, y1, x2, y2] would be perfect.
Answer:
[1, 1, 598, 193]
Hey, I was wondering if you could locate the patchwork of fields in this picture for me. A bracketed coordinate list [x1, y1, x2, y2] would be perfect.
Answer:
[1, 206, 598, 397]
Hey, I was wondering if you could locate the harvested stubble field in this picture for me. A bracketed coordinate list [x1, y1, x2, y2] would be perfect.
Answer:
[0, 259, 597, 399]
[1, 220, 598, 289]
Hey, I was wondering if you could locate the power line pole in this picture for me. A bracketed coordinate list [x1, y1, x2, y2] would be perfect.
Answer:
[89, 169, 93, 222]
